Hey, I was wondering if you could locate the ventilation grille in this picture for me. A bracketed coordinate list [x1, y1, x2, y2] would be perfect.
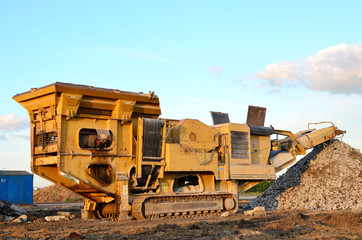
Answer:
[143, 118, 164, 158]
[231, 131, 249, 159]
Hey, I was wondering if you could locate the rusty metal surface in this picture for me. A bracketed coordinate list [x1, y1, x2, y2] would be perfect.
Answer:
[246, 105, 266, 127]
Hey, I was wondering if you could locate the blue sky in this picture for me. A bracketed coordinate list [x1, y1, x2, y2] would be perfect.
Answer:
[1, 1, 361, 187]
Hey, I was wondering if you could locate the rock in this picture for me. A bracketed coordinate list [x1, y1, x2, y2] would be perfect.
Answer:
[45, 215, 68, 222]
[0, 200, 28, 220]
[10, 204, 27, 215]
[4, 216, 15, 221]
[71, 212, 82, 218]
[13, 215, 27, 223]
[221, 212, 229, 217]
[57, 211, 71, 217]
[244, 206, 266, 217]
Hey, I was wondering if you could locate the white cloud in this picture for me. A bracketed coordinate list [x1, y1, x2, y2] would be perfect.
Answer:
[257, 61, 300, 85]
[0, 114, 29, 141]
[209, 66, 223, 78]
[0, 113, 28, 132]
[256, 43, 362, 94]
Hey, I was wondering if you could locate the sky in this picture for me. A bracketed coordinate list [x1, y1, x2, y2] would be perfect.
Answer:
[1, 1, 361, 187]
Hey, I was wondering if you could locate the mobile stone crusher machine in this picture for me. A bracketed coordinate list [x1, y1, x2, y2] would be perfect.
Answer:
[13, 82, 345, 220]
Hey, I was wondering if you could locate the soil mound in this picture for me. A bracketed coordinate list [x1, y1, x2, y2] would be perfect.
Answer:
[33, 184, 83, 203]
[245, 140, 362, 211]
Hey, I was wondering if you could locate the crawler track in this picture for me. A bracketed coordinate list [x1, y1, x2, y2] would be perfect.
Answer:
[131, 193, 238, 220]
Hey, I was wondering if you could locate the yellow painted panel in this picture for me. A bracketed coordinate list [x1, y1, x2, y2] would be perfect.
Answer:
[33, 156, 58, 166]
[168, 119, 219, 149]
[34, 144, 57, 154]
[165, 144, 218, 174]
[214, 123, 251, 165]
[19, 93, 56, 111]
[250, 135, 271, 165]
[298, 127, 336, 149]
[230, 164, 276, 180]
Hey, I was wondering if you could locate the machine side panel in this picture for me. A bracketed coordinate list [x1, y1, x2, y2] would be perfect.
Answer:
[165, 119, 219, 175]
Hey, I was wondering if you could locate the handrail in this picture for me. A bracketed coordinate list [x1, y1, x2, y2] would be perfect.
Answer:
[308, 121, 335, 129]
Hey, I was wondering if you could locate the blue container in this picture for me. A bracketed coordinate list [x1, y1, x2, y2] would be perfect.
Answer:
[0, 171, 33, 205]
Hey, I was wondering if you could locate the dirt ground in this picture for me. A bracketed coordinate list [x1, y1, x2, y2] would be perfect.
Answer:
[2, 142, 360, 239]
[0, 204, 361, 240]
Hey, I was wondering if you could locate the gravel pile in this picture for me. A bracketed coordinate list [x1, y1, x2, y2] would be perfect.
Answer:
[244, 140, 362, 211]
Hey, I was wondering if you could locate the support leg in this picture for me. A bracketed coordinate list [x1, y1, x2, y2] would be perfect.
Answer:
[82, 199, 97, 219]
[116, 172, 131, 220]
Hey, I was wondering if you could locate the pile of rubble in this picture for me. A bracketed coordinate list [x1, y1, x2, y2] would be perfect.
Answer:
[0, 200, 27, 223]
[34, 184, 82, 203]
[244, 140, 362, 211]
[0, 199, 81, 223]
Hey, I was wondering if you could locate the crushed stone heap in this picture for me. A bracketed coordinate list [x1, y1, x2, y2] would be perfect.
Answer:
[34, 184, 83, 203]
[244, 140, 362, 211]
